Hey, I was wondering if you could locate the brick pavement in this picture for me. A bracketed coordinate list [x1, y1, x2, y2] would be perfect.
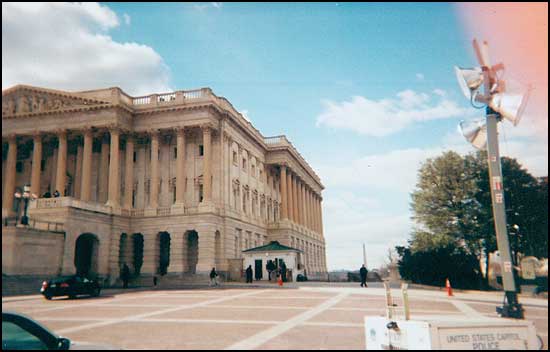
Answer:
[2, 286, 548, 350]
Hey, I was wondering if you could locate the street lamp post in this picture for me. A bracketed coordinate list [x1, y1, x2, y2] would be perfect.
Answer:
[14, 184, 36, 226]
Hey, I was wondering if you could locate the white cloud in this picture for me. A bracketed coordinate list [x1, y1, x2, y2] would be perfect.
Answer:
[193, 2, 223, 11]
[316, 89, 474, 137]
[2, 2, 171, 96]
[416, 73, 424, 80]
[123, 13, 131, 25]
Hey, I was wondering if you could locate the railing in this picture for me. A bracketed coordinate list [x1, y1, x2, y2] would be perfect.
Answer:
[33, 197, 111, 214]
[156, 207, 171, 216]
[182, 89, 205, 99]
[264, 135, 289, 146]
[2, 217, 64, 233]
[131, 209, 144, 217]
[133, 96, 151, 105]
[157, 93, 176, 103]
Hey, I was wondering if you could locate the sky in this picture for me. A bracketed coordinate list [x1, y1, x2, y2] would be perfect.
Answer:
[2, 2, 548, 270]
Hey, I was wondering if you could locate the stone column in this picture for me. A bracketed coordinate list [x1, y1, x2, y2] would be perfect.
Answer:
[149, 130, 159, 208]
[302, 183, 307, 227]
[3, 135, 17, 216]
[175, 127, 186, 205]
[305, 187, 310, 230]
[297, 180, 303, 226]
[106, 127, 120, 207]
[124, 134, 134, 209]
[280, 165, 288, 220]
[80, 128, 93, 201]
[202, 125, 212, 203]
[30, 133, 42, 197]
[98, 134, 109, 202]
[196, 227, 216, 273]
[168, 233, 185, 275]
[287, 172, 294, 223]
[315, 195, 320, 233]
[55, 130, 67, 196]
[141, 233, 158, 276]
[319, 197, 324, 236]
[74, 144, 83, 199]
[292, 174, 298, 224]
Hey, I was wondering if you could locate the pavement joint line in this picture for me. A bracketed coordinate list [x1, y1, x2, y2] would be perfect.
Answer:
[225, 292, 350, 350]
[302, 322, 364, 328]
[457, 298, 549, 310]
[448, 300, 484, 318]
[16, 292, 168, 314]
[55, 289, 268, 335]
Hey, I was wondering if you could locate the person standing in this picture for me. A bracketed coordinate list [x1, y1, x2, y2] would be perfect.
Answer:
[121, 263, 130, 289]
[210, 267, 219, 286]
[246, 265, 253, 283]
[266, 260, 276, 281]
[280, 261, 287, 282]
[360, 264, 368, 288]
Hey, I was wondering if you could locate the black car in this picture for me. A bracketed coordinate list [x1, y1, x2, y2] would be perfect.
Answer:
[41, 275, 100, 300]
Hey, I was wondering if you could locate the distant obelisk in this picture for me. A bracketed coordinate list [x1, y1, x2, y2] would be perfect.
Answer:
[363, 243, 367, 268]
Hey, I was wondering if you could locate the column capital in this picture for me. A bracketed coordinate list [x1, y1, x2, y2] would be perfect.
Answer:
[174, 126, 186, 137]
[106, 124, 125, 135]
[5, 134, 17, 143]
[201, 124, 213, 133]
[53, 129, 67, 137]
[148, 128, 160, 138]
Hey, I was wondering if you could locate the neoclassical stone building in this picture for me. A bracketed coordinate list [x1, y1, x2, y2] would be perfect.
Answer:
[2, 85, 327, 283]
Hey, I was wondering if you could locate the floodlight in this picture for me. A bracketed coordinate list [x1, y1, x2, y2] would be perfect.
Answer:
[454, 66, 484, 99]
[489, 90, 530, 126]
[459, 119, 487, 150]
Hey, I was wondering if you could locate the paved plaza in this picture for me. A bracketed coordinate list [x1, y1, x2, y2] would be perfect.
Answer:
[2, 285, 548, 350]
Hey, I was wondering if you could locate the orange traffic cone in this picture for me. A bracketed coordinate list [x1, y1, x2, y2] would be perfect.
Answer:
[446, 278, 453, 296]
[278, 275, 283, 287]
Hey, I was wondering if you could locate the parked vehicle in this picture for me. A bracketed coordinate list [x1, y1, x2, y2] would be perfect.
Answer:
[41, 275, 100, 300]
[2, 311, 117, 350]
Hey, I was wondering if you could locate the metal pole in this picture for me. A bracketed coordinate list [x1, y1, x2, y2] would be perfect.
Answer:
[474, 40, 523, 319]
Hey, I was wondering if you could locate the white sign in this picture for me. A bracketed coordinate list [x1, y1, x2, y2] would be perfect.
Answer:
[520, 257, 538, 280]
[365, 317, 539, 350]
[438, 327, 531, 350]
[495, 193, 503, 203]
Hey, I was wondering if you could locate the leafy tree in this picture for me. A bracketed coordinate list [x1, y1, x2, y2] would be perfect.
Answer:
[410, 151, 479, 250]
[405, 150, 547, 289]
[396, 245, 482, 289]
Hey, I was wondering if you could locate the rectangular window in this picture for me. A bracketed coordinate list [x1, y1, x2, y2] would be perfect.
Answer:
[16, 161, 23, 173]
[133, 151, 137, 162]
[199, 184, 203, 202]
[233, 151, 238, 164]
[40, 159, 46, 171]
[199, 145, 204, 156]
[174, 147, 177, 159]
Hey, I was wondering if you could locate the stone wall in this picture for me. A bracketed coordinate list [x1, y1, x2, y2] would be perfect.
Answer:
[2, 226, 65, 275]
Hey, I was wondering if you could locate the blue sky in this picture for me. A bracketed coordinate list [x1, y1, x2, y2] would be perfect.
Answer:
[3, 2, 547, 270]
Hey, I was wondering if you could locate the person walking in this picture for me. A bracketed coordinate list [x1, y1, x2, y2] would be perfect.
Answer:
[246, 265, 253, 283]
[121, 263, 130, 289]
[210, 267, 219, 286]
[360, 264, 368, 288]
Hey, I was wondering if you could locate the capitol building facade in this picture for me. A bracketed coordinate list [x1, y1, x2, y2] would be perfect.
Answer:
[2, 85, 327, 283]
